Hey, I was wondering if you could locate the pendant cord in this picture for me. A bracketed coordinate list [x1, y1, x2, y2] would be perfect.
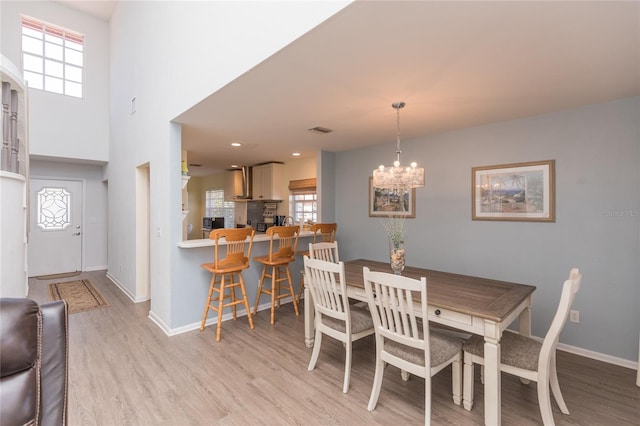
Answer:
[395, 104, 402, 164]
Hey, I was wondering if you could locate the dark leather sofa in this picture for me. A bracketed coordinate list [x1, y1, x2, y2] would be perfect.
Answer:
[0, 298, 69, 426]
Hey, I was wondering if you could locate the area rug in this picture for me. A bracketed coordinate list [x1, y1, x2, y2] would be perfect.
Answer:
[35, 271, 81, 280]
[48, 279, 109, 314]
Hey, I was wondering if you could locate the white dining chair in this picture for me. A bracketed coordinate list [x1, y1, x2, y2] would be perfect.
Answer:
[308, 241, 339, 263]
[363, 267, 463, 424]
[296, 223, 338, 303]
[304, 256, 375, 393]
[462, 268, 582, 426]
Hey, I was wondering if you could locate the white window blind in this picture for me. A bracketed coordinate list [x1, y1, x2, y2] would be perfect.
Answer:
[289, 178, 317, 224]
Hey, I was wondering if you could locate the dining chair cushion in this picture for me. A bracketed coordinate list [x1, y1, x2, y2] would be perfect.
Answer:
[321, 305, 374, 334]
[463, 330, 541, 371]
[385, 329, 463, 367]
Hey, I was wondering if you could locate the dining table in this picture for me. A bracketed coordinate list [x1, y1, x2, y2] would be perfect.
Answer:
[303, 259, 537, 426]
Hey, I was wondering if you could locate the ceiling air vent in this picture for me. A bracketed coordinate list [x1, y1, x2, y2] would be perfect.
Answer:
[307, 126, 333, 134]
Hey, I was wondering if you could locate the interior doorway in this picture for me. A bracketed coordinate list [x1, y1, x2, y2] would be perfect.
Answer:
[135, 164, 150, 301]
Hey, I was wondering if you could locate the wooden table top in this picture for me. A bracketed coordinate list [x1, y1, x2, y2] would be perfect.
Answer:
[344, 259, 536, 323]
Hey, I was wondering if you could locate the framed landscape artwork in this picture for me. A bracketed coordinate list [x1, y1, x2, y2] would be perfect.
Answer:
[369, 177, 416, 218]
[472, 160, 555, 222]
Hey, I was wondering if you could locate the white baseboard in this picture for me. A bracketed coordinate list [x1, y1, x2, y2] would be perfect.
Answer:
[85, 265, 108, 272]
[105, 272, 135, 302]
[105, 278, 639, 373]
[526, 334, 637, 371]
[555, 341, 637, 371]
[148, 310, 172, 335]
[155, 298, 293, 337]
[105, 272, 148, 303]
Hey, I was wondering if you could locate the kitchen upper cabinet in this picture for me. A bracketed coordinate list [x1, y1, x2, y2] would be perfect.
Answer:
[224, 170, 243, 201]
[252, 163, 283, 200]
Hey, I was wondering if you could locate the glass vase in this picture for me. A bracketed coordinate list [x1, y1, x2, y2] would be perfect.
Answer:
[389, 239, 406, 275]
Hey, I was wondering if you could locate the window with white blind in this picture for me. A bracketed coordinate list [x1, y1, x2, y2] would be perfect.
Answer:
[289, 178, 317, 224]
[21, 16, 84, 98]
[205, 189, 234, 228]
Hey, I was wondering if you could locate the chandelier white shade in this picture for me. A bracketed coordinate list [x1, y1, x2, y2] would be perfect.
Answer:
[372, 102, 425, 191]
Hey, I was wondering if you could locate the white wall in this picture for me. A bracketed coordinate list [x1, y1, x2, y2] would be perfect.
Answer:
[1, 1, 110, 162]
[335, 97, 640, 362]
[2, 1, 110, 276]
[29, 160, 108, 271]
[108, 1, 351, 329]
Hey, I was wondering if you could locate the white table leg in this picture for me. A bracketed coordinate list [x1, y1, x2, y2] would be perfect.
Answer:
[519, 305, 531, 385]
[518, 304, 531, 337]
[304, 285, 314, 348]
[484, 321, 501, 426]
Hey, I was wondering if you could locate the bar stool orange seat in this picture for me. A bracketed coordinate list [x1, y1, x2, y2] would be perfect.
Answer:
[253, 225, 300, 325]
[296, 223, 337, 303]
[200, 227, 255, 342]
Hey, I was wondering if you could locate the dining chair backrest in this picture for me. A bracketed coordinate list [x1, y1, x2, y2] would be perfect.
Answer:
[363, 267, 430, 378]
[265, 225, 300, 261]
[310, 223, 337, 243]
[209, 227, 255, 269]
[304, 256, 349, 325]
[539, 268, 581, 372]
[308, 241, 339, 263]
[304, 256, 375, 393]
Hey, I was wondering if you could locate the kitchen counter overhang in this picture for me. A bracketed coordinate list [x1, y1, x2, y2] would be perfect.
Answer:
[177, 230, 314, 248]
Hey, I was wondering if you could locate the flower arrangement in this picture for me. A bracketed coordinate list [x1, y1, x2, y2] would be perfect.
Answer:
[380, 216, 406, 248]
[380, 216, 407, 274]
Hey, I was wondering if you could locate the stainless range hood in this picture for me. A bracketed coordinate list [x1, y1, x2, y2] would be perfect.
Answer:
[234, 166, 253, 199]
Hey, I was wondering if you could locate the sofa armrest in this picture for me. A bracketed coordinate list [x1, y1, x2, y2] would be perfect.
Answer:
[39, 300, 69, 426]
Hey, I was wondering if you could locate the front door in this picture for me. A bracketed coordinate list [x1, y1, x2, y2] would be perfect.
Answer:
[28, 179, 82, 277]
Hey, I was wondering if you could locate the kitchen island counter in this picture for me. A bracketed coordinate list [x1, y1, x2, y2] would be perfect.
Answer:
[173, 229, 313, 333]
[177, 230, 314, 248]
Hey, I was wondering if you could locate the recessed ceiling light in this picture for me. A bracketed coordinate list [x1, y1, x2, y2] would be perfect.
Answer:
[230, 164, 240, 168]
[231, 142, 241, 147]
[292, 152, 301, 157]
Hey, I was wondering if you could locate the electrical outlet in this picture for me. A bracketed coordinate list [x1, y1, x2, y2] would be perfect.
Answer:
[569, 310, 580, 323]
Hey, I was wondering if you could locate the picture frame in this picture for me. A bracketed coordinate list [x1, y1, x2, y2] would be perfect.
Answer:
[472, 160, 555, 222]
[369, 177, 416, 218]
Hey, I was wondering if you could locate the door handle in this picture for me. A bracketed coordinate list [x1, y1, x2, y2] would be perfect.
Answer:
[73, 232, 81, 236]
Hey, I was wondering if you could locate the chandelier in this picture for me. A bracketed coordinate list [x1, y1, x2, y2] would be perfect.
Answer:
[372, 102, 425, 192]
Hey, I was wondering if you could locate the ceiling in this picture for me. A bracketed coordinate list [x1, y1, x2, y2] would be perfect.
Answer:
[62, 1, 639, 177]
[56, 0, 116, 21]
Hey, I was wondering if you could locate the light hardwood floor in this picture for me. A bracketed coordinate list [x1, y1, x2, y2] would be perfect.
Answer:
[28, 271, 639, 425]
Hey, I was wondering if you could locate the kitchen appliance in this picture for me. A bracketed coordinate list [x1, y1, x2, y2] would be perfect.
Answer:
[203, 217, 224, 229]
[256, 222, 269, 232]
[232, 166, 253, 199]
[275, 215, 286, 226]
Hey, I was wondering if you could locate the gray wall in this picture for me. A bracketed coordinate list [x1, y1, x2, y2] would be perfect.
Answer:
[334, 97, 639, 362]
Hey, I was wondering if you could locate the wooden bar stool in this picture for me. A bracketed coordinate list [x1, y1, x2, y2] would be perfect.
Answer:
[200, 228, 255, 342]
[253, 225, 300, 325]
[296, 223, 337, 303]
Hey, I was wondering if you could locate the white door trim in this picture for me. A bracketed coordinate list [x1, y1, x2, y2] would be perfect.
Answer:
[28, 177, 84, 276]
